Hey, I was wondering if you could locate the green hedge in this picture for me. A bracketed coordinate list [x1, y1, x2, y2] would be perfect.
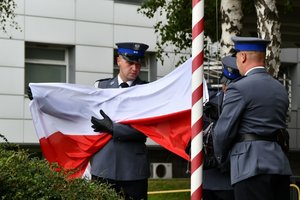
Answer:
[0, 134, 122, 200]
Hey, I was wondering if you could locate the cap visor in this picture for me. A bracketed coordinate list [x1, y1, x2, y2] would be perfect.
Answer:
[232, 49, 241, 57]
[121, 55, 142, 63]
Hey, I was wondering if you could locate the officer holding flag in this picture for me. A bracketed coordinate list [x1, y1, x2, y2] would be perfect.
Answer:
[90, 42, 150, 200]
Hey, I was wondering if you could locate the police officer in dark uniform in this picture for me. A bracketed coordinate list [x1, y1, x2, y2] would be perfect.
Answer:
[213, 36, 292, 200]
[203, 56, 241, 200]
[90, 42, 150, 200]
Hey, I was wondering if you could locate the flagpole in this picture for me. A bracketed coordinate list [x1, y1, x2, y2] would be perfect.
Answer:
[191, 0, 204, 199]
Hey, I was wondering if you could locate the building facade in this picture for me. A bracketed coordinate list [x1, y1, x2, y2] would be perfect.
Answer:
[0, 0, 181, 142]
[281, 48, 300, 176]
[0, 0, 191, 178]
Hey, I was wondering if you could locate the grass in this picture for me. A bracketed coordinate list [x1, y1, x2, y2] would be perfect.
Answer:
[148, 178, 190, 200]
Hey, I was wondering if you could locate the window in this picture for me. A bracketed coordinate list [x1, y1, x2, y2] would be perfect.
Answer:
[25, 43, 69, 94]
[113, 50, 155, 82]
[278, 64, 292, 111]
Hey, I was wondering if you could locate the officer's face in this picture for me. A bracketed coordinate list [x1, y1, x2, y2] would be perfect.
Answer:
[117, 56, 141, 82]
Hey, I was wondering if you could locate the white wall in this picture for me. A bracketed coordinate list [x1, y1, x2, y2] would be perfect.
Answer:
[0, 0, 181, 145]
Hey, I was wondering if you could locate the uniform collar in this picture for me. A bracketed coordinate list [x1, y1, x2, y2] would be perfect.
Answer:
[117, 75, 133, 87]
[245, 66, 265, 76]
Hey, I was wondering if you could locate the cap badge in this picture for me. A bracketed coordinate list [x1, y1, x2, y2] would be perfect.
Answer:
[133, 44, 140, 50]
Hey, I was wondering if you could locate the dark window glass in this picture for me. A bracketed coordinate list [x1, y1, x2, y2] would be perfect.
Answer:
[115, 0, 144, 5]
[25, 63, 66, 92]
[25, 47, 65, 61]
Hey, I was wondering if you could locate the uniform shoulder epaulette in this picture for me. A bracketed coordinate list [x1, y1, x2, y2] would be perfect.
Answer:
[96, 78, 111, 82]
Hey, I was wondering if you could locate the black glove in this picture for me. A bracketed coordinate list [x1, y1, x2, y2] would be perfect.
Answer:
[203, 102, 219, 120]
[91, 110, 113, 134]
[27, 86, 33, 100]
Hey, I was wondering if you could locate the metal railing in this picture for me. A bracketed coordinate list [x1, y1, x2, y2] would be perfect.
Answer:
[204, 60, 223, 88]
[291, 176, 300, 200]
[278, 73, 292, 111]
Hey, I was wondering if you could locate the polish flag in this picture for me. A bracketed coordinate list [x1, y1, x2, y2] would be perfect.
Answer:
[29, 58, 208, 179]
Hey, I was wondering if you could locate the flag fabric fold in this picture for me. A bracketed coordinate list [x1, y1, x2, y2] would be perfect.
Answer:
[29, 58, 208, 178]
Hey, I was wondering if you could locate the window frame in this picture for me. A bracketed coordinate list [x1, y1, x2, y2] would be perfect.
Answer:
[114, 0, 144, 5]
[25, 43, 70, 94]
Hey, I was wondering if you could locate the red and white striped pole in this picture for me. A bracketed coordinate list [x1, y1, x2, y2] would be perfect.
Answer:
[191, 0, 204, 199]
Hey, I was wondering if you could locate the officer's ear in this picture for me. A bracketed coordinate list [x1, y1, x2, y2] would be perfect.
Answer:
[117, 55, 122, 66]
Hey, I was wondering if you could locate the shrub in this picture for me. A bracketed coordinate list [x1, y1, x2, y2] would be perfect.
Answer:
[0, 134, 123, 200]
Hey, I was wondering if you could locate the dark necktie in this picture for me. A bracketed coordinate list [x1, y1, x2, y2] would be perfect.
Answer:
[120, 82, 129, 88]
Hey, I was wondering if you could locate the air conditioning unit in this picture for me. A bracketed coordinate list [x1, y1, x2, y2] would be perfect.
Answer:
[150, 163, 172, 179]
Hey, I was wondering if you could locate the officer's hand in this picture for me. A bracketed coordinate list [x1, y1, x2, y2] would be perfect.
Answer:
[27, 86, 33, 100]
[91, 110, 113, 134]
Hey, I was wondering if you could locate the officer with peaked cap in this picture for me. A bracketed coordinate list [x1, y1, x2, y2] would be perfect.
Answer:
[203, 56, 240, 200]
[94, 42, 149, 88]
[220, 56, 241, 83]
[91, 42, 150, 200]
[213, 36, 292, 200]
[204, 56, 242, 124]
